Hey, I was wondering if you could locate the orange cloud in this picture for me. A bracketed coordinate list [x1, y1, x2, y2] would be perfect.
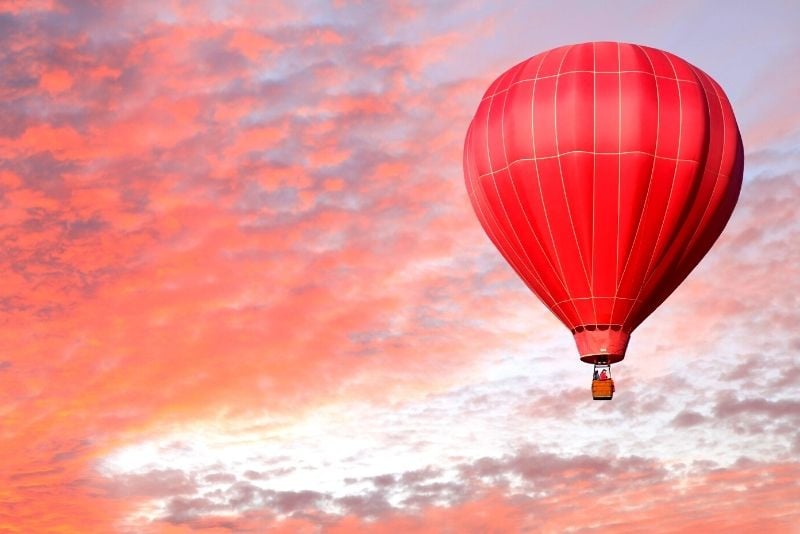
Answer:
[129, 453, 800, 533]
[228, 29, 281, 61]
[39, 67, 73, 94]
[0, 0, 58, 14]
[1, 1, 798, 533]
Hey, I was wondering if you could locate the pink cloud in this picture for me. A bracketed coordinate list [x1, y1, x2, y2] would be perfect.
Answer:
[129, 451, 800, 533]
[0, 1, 797, 532]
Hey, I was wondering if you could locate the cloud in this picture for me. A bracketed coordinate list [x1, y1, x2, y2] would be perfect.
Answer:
[111, 469, 197, 498]
[1, 1, 799, 533]
[671, 410, 708, 428]
[714, 394, 800, 424]
[0, 2, 529, 530]
[127, 448, 800, 533]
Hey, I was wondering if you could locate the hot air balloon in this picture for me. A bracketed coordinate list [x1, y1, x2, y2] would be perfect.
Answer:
[463, 42, 743, 400]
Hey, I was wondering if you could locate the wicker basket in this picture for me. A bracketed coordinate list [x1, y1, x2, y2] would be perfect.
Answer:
[592, 379, 615, 400]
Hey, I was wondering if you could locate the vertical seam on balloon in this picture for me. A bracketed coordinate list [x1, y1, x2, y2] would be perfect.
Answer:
[636, 70, 717, 300]
[609, 43, 623, 324]
[465, 150, 537, 297]
[465, 152, 534, 293]
[590, 42, 598, 326]
[531, 50, 580, 323]
[617, 45, 661, 329]
[498, 60, 562, 307]
[486, 66, 554, 296]
[531, 47, 581, 328]
[673, 66, 727, 265]
[517, 57, 583, 303]
[553, 44, 593, 321]
[633, 50, 684, 303]
[498, 57, 563, 308]
[481, 66, 564, 318]
[464, 125, 547, 305]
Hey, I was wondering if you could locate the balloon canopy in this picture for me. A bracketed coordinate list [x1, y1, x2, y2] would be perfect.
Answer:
[463, 42, 743, 365]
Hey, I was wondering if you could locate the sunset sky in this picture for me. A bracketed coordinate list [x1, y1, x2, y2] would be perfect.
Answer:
[1, 1, 799, 532]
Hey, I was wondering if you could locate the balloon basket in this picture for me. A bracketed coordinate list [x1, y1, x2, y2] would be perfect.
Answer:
[591, 379, 615, 400]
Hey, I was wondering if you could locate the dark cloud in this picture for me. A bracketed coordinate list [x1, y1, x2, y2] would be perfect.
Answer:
[64, 216, 109, 239]
[6, 152, 74, 198]
[771, 362, 800, 389]
[398, 466, 442, 486]
[162, 482, 328, 525]
[370, 473, 396, 488]
[271, 490, 325, 514]
[714, 394, 800, 421]
[400, 480, 466, 509]
[110, 468, 196, 498]
[193, 37, 249, 76]
[672, 410, 708, 428]
[166, 496, 219, 523]
[148, 447, 800, 532]
[335, 491, 393, 518]
[226, 481, 262, 509]
[464, 448, 668, 492]
[0, 101, 30, 137]
[50, 439, 92, 463]
[205, 472, 237, 484]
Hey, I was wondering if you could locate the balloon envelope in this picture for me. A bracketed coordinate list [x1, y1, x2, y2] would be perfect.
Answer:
[463, 42, 743, 363]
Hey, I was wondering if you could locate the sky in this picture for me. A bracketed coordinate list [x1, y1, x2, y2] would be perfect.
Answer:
[1, 1, 799, 532]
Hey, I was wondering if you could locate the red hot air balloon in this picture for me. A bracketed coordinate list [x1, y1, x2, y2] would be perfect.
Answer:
[463, 42, 743, 399]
